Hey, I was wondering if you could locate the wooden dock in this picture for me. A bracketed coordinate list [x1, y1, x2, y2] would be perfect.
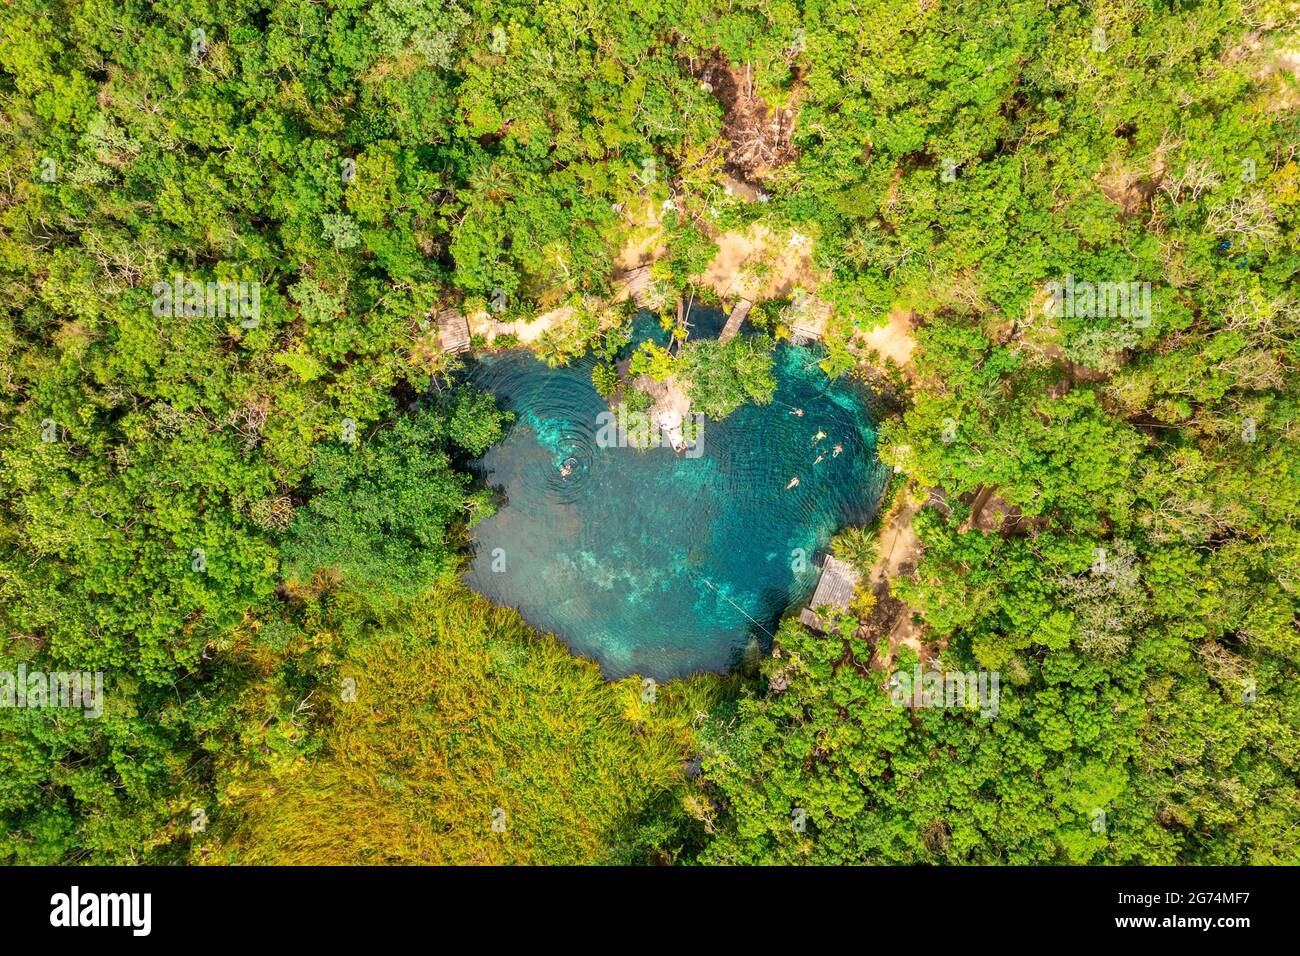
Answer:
[798, 555, 861, 632]
[436, 309, 471, 353]
[719, 298, 753, 342]
[788, 323, 822, 345]
[621, 265, 653, 308]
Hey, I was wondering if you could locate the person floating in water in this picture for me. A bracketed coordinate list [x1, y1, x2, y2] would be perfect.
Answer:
[814, 453, 825, 465]
[559, 457, 576, 479]
[786, 476, 800, 490]
[812, 430, 826, 444]
[832, 443, 844, 457]
[789, 407, 804, 417]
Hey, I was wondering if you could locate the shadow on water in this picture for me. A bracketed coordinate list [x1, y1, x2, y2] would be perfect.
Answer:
[459, 309, 888, 681]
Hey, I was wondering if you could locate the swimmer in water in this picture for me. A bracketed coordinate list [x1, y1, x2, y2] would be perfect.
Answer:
[559, 458, 576, 479]
[812, 430, 826, 444]
[814, 453, 825, 465]
[789, 407, 804, 417]
[832, 443, 843, 457]
[786, 476, 800, 490]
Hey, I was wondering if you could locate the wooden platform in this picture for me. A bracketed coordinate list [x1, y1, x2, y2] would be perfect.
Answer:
[719, 298, 753, 343]
[621, 265, 653, 308]
[799, 554, 861, 632]
[436, 309, 471, 353]
[788, 323, 822, 345]
[798, 607, 825, 629]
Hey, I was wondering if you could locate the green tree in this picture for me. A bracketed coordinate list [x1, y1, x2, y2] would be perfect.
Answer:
[282, 396, 509, 596]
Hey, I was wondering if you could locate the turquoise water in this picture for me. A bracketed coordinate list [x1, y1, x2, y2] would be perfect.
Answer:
[462, 312, 886, 680]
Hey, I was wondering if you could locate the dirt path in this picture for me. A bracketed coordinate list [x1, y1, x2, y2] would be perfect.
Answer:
[862, 489, 934, 669]
[872, 496, 921, 584]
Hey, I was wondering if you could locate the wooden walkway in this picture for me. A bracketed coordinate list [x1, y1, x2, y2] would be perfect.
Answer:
[798, 555, 861, 632]
[719, 298, 753, 342]
[621, 265, 653, 308]
[436, 309, 471, 353]
[788, 323, 822, 345]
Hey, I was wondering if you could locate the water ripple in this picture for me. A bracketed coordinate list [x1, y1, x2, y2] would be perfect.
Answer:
[462, 313, 886, 680]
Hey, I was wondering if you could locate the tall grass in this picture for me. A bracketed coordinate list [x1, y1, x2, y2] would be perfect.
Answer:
[220, 582, 719, 864]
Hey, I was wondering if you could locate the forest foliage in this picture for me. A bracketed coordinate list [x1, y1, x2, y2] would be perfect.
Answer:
[0, 0, 1297, 864]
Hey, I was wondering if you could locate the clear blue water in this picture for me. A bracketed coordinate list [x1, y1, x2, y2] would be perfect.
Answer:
[462, 311, 886, 680]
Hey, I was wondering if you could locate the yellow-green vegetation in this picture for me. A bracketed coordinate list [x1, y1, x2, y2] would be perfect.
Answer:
[220, 583, 720, 865]
[3, 0, 1297, 868]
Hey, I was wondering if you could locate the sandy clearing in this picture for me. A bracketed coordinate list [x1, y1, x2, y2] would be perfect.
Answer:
[695, 224, 826, 301]
[470, 209, 833, 349]
[614, 195, 668, 271]
[467, 304, 577, 345]
[857, 309, 917, 369]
